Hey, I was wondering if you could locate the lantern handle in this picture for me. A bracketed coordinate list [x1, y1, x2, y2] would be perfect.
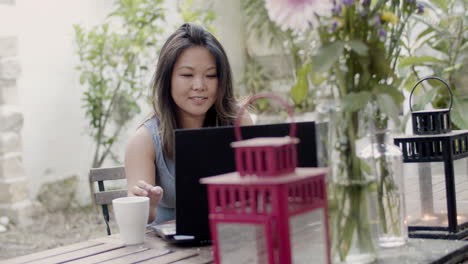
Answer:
[235, 93, 296, 141]
[409, 76, 453, 112]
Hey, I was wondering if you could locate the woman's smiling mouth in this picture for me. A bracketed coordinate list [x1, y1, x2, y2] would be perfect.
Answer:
[189, 96, 208, 105]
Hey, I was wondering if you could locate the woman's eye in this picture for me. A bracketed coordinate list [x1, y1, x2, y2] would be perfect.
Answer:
[180, 74, 192, 77]
[207, 74, 217, 78]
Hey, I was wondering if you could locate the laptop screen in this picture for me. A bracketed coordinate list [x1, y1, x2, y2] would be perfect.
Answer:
[174, 121, 318, 242]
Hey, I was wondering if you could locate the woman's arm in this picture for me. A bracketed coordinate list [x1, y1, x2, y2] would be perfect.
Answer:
[124, 126, 162, 223]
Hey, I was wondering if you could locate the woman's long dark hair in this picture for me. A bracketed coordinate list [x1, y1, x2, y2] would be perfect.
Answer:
[151, 23, 238, 159]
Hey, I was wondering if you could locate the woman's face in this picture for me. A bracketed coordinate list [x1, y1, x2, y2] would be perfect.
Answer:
[171, 46, 218, 122]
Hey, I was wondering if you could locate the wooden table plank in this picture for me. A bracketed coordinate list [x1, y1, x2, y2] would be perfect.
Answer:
[137, 250, 199, 264]
[142, 230, 213, 263]
[0, 241, 104, 264]
[97, 248, 171, 264]
[91, 229, 154, 245]
[64, 245, 149, 264]
[27, 243, 124, 264]
[171, 254, 214, 264]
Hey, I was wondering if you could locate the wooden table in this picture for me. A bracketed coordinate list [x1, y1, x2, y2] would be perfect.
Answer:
[0, 230, 213, 264]
[3, 229, 468, 264]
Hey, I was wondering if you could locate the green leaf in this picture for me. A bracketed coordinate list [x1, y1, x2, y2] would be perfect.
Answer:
[312, 41, 345, 73]
[402, 75, 418, 92]
[452, 97, 468, 129]
[411, 86, 439, 111]
[348, 40, 368, 56]
[290, 63, 311, 105]
[398, 56, 443, 69]
[255, 98, 270, 113]
[412, 16, 446, 35]
[341, 91, 372, 112]
[79, 73, 87, 85]
[376, 94, 400, 125]
[430, 0, 449, 13]
[460, 41, 468, 52]
[360, 160, 372, 175]
[443, 63, 464, 74]
[373, 84, 405, 104]
[310, 72, 326, 86]
[416, 27, 435, 42]
[369, 42, 391, 77]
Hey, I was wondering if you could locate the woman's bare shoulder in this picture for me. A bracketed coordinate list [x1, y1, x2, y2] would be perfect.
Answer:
[125, 125, 155, 160]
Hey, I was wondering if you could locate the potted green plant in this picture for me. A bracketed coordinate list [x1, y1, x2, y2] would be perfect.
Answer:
[74, 0, 166, 168]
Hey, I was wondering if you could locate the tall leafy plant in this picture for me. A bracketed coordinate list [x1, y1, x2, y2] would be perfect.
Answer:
[263, 0, 421, 260]
[399, 0, 467, 128]
[74, 0, 165, 168]
[178, 0, 217, 34]
[240, 0, 315, 112]
[241, 0, 286, 100]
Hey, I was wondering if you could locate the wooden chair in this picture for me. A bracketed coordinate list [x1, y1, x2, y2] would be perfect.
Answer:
[89, 166, 127, 235]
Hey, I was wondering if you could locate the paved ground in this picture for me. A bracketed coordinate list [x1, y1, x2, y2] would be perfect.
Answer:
[0, 206, 118, 260]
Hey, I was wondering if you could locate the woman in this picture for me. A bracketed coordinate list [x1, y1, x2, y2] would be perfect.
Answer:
[125, 23, 252, 224]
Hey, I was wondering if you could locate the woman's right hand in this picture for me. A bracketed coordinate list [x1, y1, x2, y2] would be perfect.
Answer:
[131, 180, 164, 208]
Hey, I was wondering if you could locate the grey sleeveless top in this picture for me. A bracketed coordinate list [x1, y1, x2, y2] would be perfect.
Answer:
[144, 117, 175, 224]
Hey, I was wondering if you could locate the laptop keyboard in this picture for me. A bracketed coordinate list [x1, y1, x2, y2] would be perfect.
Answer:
[152, 223, 176, 237]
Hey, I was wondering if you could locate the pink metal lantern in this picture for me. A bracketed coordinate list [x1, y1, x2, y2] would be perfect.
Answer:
[201, 94, 331, 264]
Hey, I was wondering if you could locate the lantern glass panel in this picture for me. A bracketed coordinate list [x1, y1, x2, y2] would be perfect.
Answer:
[454, 159, 468, 225]
[404, 162, 443, 227]
[217, 223, 268, 263]
[404, 159, 468, 228]
[290, 209, 327, 264]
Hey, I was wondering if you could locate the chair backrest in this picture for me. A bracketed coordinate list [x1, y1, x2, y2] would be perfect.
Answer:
[89, 166, 127, 205]
[89, 166, 127, 235]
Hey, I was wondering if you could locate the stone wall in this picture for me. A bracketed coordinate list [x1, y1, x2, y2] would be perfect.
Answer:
[0, 2, 36, 225]
[0, 0, 15, 5]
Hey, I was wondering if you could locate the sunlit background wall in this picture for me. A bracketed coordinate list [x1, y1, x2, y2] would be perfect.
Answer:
[0, 0, 252, 206]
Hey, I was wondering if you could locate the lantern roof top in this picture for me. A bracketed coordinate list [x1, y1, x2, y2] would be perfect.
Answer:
[395, 130, 468, 140]
[231, 136, 299, 148]
[412, 109, 450, 114]
[200, 167, 328, 185]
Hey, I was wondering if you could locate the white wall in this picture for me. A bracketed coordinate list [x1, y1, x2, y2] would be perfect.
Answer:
[15, 0, 116, 204]
[212, 0, 246, 91]
[2, 0, 245, 205]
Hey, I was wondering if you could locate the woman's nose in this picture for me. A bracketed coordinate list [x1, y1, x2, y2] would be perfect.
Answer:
[192, 76, 206, 91]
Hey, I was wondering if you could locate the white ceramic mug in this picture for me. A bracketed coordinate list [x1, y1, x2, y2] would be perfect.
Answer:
[112, 196, 149, 245]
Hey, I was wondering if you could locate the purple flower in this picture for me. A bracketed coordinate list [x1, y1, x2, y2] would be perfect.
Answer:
[417, 2, 424, 14]
[332, 4, 342, 16]
[342, 0, 354, 6]
[331, 21, 339, 32]
[379, 29, 386, 37]
[374, 16, 381, 26]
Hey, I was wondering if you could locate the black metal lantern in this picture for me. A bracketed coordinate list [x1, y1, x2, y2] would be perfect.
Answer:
[394, 76, 468, 239]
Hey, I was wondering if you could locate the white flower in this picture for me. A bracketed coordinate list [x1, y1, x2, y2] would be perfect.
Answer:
[265, 0, 333, 32]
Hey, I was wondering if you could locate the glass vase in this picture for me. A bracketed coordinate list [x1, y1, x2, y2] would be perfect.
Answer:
[358, 130, 407, 248]
[327, 106, 380, 264]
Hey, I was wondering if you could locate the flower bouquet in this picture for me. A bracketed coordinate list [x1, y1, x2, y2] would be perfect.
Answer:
[265, 0, 422, 262]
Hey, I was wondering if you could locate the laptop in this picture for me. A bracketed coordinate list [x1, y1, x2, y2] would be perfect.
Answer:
[151, 121, 319, 245]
